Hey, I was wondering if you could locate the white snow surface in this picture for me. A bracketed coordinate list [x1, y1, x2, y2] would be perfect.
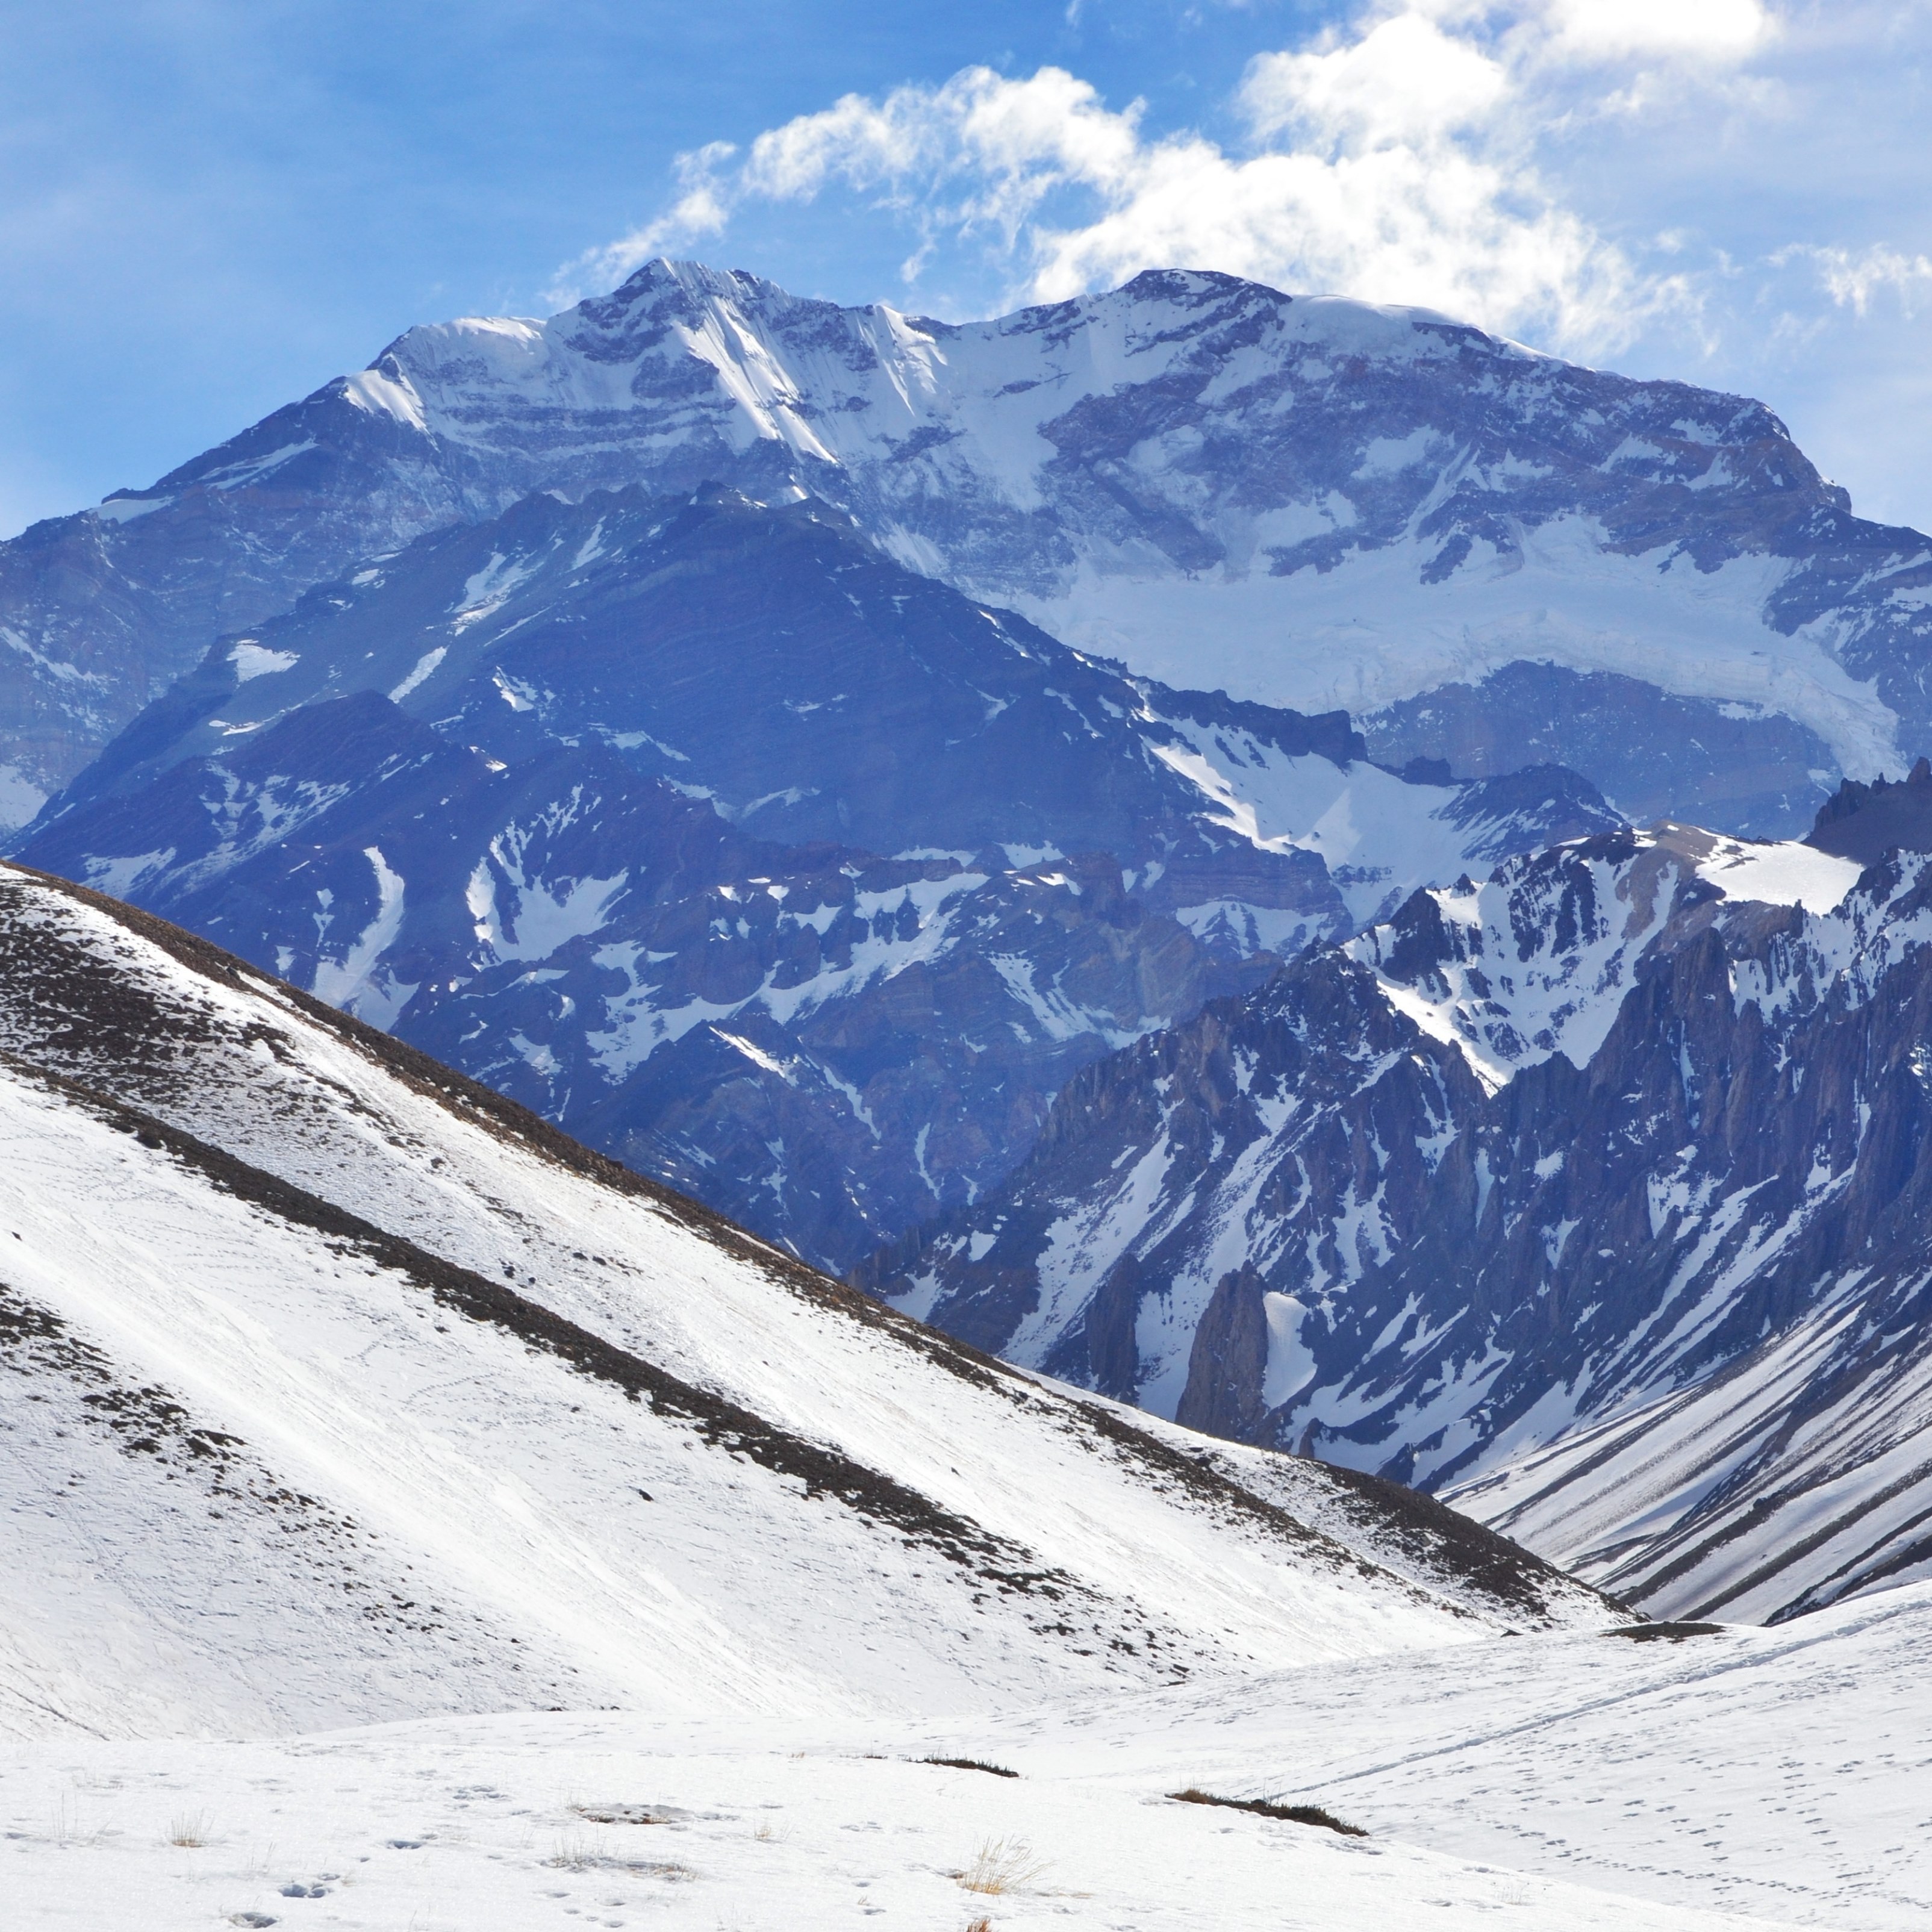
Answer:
[0, 761, 48, 831]
[0, 862, 1609, 1756]
[228, 643, 300, 684]
[1695, 832, 1864, 914]
[1145, 709, 1485, 927]
[10, 1588, 1932, 1928]
[1041, 523, 1903, 782]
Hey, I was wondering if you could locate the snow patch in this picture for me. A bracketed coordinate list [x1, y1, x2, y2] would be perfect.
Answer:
[229, 642, 299, 683]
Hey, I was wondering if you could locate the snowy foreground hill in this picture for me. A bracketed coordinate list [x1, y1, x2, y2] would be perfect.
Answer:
[5, 862, 1930, 1931]
[0, 857, 1610, 1748]
[4, 261, 1930, 834]
[868, 773, 1932, 1623]
[8, 1586, 1931, 1931]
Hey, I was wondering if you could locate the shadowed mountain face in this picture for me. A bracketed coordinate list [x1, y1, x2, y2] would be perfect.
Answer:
[1805, 756, 1932, 867]
[0, 261, 1924, 834]
[861, 816, 1932, 1624]
[16, 487, 1612, 1271]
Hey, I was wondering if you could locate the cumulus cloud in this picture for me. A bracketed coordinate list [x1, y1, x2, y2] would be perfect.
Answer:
[558, 1, 1789, 352]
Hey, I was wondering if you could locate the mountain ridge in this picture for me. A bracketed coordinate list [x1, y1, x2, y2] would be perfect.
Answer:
[858, 809, 1932, 1622]
[4, 260, 1928, 835]
[14, 482, 1616, 1270]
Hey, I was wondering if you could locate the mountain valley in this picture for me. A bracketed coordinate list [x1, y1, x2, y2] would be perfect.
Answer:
[7, 248, 1932, 1932]
[865, 779, 1932, 1622]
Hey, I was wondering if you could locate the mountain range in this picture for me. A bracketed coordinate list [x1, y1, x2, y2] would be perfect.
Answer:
[863, 776, 1932, 1622]
[5, 260, 1930, 839]
[14, 481, 1612, 1271]
[8, 256, 1932, 1641]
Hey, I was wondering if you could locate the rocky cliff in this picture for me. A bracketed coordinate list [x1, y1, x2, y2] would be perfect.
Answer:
[861, 817, 1932, 1621]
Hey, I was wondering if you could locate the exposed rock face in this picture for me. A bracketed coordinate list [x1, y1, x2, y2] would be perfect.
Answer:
[17, 488, 1609, 1272]
[1806, 755, 1932, 865]
[0, 391, 458, 817]
[1361, 662, 1839, 834]
[1175, 1262, 1275, 1441]
[2, 261, 1926, 832]
[860, 823, 1932, 1621]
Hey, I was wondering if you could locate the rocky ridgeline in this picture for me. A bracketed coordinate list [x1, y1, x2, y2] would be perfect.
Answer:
[859, 795, 1932, 1621]
[3, 263, 1928, 832]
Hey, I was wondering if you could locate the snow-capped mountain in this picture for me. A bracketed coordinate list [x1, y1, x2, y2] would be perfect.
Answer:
[4, 260, 1928, 833]
[862, 779, 1932, 1622]
[0, 858, 1612, 1745]
[16, 484, 1612, 1270]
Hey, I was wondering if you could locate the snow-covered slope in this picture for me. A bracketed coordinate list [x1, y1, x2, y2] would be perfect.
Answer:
[16, 485, 1615, 1271]
[0, 861, 1612, 1746]
[1445, 1257, 1932, 1621]
[941, 1581, 1932, 1929]
[5, 262, 1929, 831]
[864, 813, 1932, 1621]
[13, 1585, 1931, 1929]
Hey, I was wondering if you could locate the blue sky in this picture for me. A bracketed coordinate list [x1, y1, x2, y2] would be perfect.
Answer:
[4, 1, 1930, 537]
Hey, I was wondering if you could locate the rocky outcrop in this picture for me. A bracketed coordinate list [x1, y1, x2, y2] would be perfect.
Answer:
[862, 825, 1932, 1620]
[1806, 754, 1932, 865]
[1176, 1264, 1274, 1440]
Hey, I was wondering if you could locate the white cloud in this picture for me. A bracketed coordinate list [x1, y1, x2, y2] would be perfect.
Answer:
[1789, 243, 1932, 316]
[1535, 0, 1774, 63]
[557, 1, 1790, 357]
[1242, 13, 1510, 147]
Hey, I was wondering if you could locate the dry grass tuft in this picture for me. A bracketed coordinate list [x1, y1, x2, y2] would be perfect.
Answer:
[546, 1836, 693, 1880]
[167, 1810, 216, 1848]
[1171, 1787, 1365, 1837]
[958, 1836, 1047, 1895]
[921, 1756, 1019, 1779]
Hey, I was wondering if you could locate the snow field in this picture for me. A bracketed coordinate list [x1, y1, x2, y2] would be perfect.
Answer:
[4, 1702, 1798, 1932]
[936, 1581, 1932, 1929]
[13, 1586, 1929, 1927]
